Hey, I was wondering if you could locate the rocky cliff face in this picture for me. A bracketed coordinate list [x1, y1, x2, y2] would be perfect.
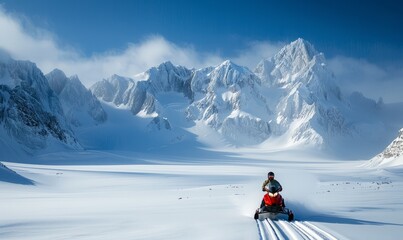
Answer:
[0, 55, 79, 151]
[255, 38, 350, 146]
[91, 60, 272, 143]
[380, 129, 403, 159]
[187, 60, 272, 144]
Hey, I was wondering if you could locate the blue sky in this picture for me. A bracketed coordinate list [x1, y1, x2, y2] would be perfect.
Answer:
[2, 0, 402, 62]
[0, 0, 402, 102]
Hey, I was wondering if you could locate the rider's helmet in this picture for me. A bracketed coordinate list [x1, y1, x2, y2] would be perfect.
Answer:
[268, 171, 275, 180]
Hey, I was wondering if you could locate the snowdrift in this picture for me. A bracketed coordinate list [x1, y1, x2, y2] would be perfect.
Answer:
[0, 162, 33, 185]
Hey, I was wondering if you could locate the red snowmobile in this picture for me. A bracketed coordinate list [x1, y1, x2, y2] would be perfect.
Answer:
[254, 186, 294, 221]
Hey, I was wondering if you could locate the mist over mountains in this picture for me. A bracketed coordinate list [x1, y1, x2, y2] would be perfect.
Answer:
[1, 39, 402, 160]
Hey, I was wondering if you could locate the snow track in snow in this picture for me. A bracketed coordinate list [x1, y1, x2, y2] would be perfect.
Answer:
[257, 219, 337, 240]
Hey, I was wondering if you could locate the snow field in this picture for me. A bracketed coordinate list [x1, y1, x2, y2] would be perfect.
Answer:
[1, 150, 403, 239]
[257, 218, 340, 240]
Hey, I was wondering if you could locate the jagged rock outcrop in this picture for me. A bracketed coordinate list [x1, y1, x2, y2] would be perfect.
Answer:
[255, 38, 349, 146]
[187, 60, 272, 144]
[0, 54, 79, 150]
[91, 60, 272, 144]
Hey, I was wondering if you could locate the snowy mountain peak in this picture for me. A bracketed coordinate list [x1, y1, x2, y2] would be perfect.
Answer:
[220, 59, 237, 67]
[254, 38, 325, 87]
[379, 128, 403, 159]
[69, 74, 82, 85]
[252, 39, 348, 147]
[157, 60, 175, 69]
[368, 128, 403, 167]
[108, 74, 135, 88]
[207, 59, 260, 89]
[46, 70, 107, 126]
[94, 74, 136, 106]
[146, 61, 191, 80]
[148, 60, 192, 79]
[47, 68, 67, 79]
[216, 59, 249, 73]
[283, 38, 319, 62]
[46, 69, 68, 94]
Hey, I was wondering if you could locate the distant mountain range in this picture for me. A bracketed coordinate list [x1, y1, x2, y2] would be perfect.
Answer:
[1, 39, 402, 161]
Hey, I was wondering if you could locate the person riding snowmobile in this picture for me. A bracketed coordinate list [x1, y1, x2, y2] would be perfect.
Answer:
[260, 171, 284, 207]
[255, 171, 294, 221]
[262, 171, 282, 192]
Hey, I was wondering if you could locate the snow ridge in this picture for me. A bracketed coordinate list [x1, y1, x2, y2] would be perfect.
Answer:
[368, 128, 403, 167]
[0, 161, 33, 184]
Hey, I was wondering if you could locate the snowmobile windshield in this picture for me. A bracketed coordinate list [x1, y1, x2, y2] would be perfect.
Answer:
[269, 185, 279, 193]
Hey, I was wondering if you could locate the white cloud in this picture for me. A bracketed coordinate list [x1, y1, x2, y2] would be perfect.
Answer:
[328, 56, 403, 103]
[0, 7, 221, 86]
[0, 7, 79, 63]
[1, 7, 401, 103]
[231, 40, 284, 70]
[49, 36, 227, 86]
[0, 7, 285, 87]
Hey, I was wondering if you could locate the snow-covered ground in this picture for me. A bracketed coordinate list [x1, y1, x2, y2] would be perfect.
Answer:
[1, 38, 403, 239]
[1, 149, 402, 240]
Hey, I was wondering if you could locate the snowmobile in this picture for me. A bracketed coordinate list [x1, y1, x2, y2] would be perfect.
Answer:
[254, 186, 294, 221]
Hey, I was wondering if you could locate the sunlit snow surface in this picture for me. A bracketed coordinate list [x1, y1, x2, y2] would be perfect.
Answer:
[1, 149, 403, 240]
[1, 39, 403, 239]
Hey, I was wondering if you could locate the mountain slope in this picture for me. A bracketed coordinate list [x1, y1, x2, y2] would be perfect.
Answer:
[187, 60, 272, 144]
[367, 128, 403, 167]
[91, 60, 272, 145]
[0, 54, 79, 153]
[46, 69, 107, 127]
[255, 38, 353, 148]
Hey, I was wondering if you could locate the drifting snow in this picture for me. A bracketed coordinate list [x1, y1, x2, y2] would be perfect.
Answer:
[0, 161, 33, 185]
